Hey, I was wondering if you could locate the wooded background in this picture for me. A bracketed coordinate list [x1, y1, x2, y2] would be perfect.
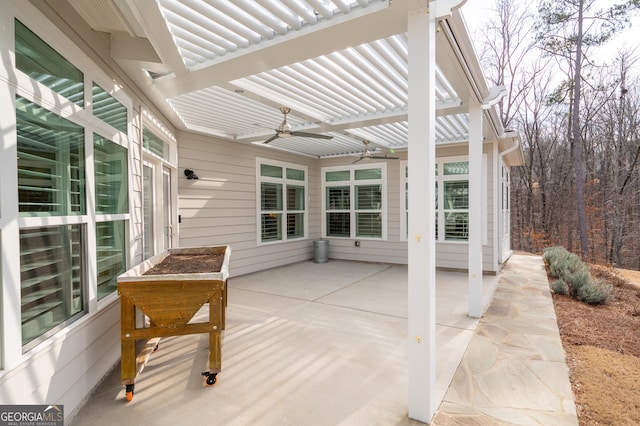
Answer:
[476, 0, 640, 268]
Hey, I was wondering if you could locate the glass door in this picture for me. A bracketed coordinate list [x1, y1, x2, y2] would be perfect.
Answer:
[162, 166, 173, 250]
[143, 160, 174, 258]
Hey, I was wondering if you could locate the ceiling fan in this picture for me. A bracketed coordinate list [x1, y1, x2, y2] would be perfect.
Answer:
[352, 140, 399, 163]
[263, 107, 333, 144]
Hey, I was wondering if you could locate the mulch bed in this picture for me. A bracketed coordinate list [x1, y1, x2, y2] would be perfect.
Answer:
[143, 253, 225, 275]
[552, 266, 640, 357]
[550, 264, 640, 425]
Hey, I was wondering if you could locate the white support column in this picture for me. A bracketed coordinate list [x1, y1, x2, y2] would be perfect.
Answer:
[468, 104, 483, 318]
[407, 4, 437, 423]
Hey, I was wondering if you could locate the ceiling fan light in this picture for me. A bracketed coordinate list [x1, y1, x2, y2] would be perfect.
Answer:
[278, 122, 292, 133]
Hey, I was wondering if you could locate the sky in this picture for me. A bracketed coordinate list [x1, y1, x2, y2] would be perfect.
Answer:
[460, 0, 640, 62]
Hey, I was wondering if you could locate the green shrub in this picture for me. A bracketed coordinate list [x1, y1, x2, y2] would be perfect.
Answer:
[551, 277, 569, 295]
[543, 246, 611, 305]
[565, 267, 591, 298]
[577, 278, 612, 305]
[543, 246, 585, 279]
[543, 246, 564, 269]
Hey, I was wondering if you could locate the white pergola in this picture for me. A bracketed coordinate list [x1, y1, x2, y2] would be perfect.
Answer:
[55, 0, 517, 422]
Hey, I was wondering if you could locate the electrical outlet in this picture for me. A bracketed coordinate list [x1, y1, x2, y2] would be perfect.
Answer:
[355, 241, 360, 247]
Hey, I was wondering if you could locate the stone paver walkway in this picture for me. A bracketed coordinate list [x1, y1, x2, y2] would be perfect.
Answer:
[433, 254, 579, 425]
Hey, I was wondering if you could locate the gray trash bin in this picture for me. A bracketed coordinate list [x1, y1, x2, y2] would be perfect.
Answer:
[313, 239, 329, 264]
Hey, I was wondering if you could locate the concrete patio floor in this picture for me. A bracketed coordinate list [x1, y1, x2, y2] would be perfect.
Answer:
[69, 254, 576, 425]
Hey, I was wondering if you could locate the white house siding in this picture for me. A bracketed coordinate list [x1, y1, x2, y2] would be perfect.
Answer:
[0, 2, 508, 420]
[317, 154, 409, 264]
[176, 132, 321, 276]
[130, 111, 145, 267]
[315, 143, 499, 272]
[176, 138, 503, 272]
[434, 143, 497, 273]
[0, 1, 176, 419]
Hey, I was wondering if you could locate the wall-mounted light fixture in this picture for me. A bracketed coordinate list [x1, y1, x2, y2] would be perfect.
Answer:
[184, 169, 199, 180]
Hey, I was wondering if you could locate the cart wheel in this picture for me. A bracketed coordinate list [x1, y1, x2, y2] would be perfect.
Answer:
[125, 384, 135, 402]
[202, 372, 217, 386]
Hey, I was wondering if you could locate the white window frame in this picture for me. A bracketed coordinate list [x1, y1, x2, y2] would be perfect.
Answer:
[141, 119, 178, 259]
[8, 13, 136, 355]
[499, 162, 511, 261]
[322, 162, 387, 240]
[400, 156, 487, 244]
[256, 158, 309, 246]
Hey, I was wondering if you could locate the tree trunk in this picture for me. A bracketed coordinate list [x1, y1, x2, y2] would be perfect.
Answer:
[572, 0, 589, 258]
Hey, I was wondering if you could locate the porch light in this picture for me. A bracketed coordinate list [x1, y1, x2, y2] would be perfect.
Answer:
[184, 169, 199, 179]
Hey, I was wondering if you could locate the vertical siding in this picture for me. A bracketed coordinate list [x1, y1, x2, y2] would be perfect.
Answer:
[130, 107, 144, 266]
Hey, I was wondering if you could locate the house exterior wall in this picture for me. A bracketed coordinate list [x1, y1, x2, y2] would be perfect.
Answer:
[433, 144, 496, 273]
[176, 131, 321, 276]
[0, 0, 509, 420]
[176, 138, 499, 275]
[0, 1, 177, 418]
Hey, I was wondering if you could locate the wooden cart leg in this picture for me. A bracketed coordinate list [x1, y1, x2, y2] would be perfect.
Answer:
[222, 279, 228, 329]
[204, 289, 223, 386]
[120, 295, 137, 400]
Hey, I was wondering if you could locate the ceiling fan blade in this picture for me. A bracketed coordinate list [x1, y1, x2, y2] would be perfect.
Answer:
[352, 157, 364, 164]
[371, 155, 400, 160]
[263, 133, 280, 144]
[291, 131, 333, 140]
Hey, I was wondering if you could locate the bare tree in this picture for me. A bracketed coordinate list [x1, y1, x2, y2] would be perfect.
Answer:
[478, 0, 539, 129]
[537, 0, 640, 259]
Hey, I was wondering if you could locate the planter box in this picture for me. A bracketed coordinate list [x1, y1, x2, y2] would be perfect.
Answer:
[117, 245, 231, 401]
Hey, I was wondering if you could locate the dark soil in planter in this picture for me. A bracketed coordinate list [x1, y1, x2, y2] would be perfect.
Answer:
[143, 253, 225, 275]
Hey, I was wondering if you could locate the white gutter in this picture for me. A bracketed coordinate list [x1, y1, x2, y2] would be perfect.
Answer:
[498, 131, 522, 166]
[440, 13, 506, 141]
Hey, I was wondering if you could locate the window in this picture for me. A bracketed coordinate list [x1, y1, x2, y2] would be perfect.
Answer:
[20, 225, 84, 348]
[323, 164, 386, 239]
[94, 135, 128, 299]
[257, 159, 307, 244]
[17, 96, 86, 216]
[92, 83, 127, 133]
[141, 123, 175, 259]
[94, 134, 128, 214]
[15, 19, 84, 107]
[402, 157, 483, 242]
[14, 19, 134, 348]
[96, 221, 126, 300]
[442, 162, 469, 241]
[143, 128, 170, 161]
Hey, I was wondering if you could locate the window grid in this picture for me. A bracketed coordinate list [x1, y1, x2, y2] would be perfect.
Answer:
[257, 159, 308, 244]
[17, 97, 86, 217]
[20, 225, 84, 348]
[94, 134, 129, 215]
[96, 220, 126, 300]
[142, 128, 170, 161]
[14, 19, 135, 349]
[402, 158, 471, 242]
[15, 19, 84, 107]
[92, 83, 128, 134]
[323, 164, 385, 239]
